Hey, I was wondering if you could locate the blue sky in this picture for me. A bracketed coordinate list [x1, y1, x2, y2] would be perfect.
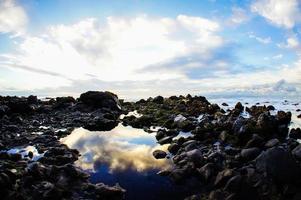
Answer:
[0, 0, 301, 99]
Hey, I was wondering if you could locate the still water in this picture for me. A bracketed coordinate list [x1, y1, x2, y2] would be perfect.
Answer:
[60, 124, 197, 200]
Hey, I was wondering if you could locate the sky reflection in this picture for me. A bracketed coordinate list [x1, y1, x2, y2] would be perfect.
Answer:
[60, 124, 200, 200]
[60, 124, 171, 173]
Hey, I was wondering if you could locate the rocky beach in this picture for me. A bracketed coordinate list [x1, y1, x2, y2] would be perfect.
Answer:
[0, 91, 301, 200]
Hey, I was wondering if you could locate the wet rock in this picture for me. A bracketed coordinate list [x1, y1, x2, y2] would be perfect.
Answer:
[264, 138, 279, 148]
[234, 102, 243, 112]
[241, 148, 261, 161]
[224, 175, 242, 192]
[292, 144, 301, 160]
[152, 150, 167, 159]
[157, 136, 173, 145]
[168, 143, 180, 154]
[8, 98, 33, 114]
[197, 163, 215, 183]
[157, 169, 171, 176]
[277, 111, 292, 125]
[79, 91, 121, 111]
[256, 112, 277, 137]
[153, 96, 164, 104]
[94, 183, 126, 200]
[169, 168, 188, 183]
[222, 103, 229, 106]
[298, 114, 301, 118]
[177, 120, 195, 132]
[289, 128, 301, 140]
[155, 130, 166, 141]
[245, 134, 264, 148]
[186, 149, 203, 163]
[27, 95, 38, 104]
[0, 105, 9, 117]
[214, 169, 234, 187]
[28, 151, 33, 159]
[267, 105, 275, 111]
[55, 96, 75, 108]
[84, 116, 118, 131]
[208, 190, 226, 200]
[256, 147, 301, 184]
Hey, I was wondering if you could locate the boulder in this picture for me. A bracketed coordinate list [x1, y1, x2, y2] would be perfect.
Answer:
[256, 147, 301, 184]
[79, 91, 121, 111]
[153, 96, 164, 104]
[234, 102, 243, 112]
[152, 150, 167, 159]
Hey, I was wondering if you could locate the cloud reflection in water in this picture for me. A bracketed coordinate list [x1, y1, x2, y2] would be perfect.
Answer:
[60, 124, 171, 173]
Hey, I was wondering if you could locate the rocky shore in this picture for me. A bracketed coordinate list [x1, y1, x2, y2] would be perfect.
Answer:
[0, 91, 301, 199]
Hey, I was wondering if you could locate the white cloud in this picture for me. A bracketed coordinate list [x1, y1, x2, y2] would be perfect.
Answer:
[277, 36, 300, 49]
[229, 7, 250, 25]
[248, 33, 271, 44]
[251, 0, 301, 29]
[0, 0, 28, 35]
[0, 15, 223, 90]
[272, 54, 283, 59]
[286, 36, 300, 48]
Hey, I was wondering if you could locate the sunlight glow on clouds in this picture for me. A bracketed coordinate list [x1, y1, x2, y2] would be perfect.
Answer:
[0, 0, 300, 98]
[0, 0, 27, 35]
[1, 15, 224, 88]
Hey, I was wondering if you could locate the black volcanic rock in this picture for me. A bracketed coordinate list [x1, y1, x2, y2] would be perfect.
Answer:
[79, 91, 121, 111]
[256, 147, 301, 184]
[153, 150, 167, 159]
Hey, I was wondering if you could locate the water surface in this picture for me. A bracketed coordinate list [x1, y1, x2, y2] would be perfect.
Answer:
[60, 124, 198, 200]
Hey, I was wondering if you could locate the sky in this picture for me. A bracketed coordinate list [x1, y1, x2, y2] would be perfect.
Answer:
[0, 0, 301, 99]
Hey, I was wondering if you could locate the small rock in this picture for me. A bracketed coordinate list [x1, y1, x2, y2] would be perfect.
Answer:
[168, 143, 180, 154]
[267, 105, 275, 111]
[264, 138, 279, 148]
[28, 151, 34, 159]
[289, 128, 301, 140]
[292, 144, 301, 160]
[152, 150, 167, 159]
[157, 136, 173, 145]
